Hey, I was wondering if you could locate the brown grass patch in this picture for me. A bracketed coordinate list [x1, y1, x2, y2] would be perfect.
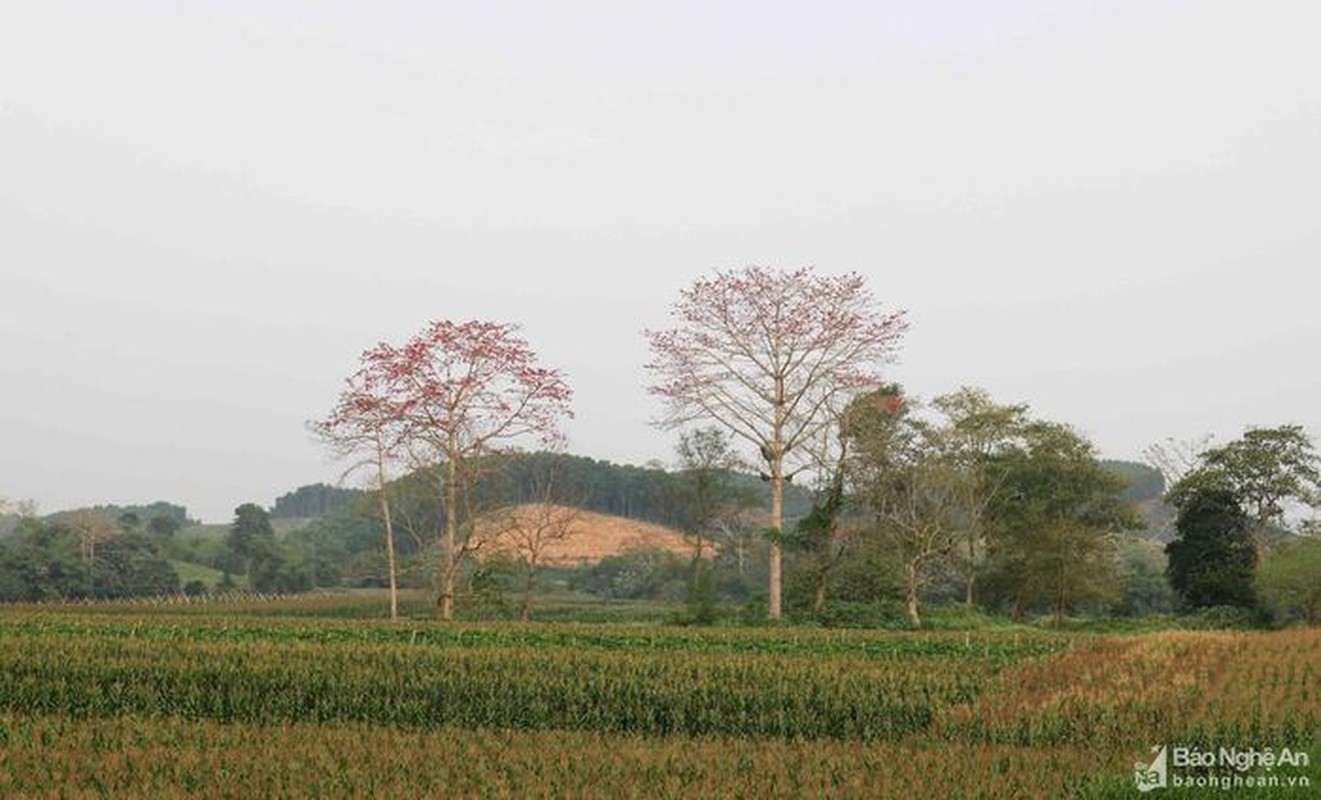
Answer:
[475, 505, 696, 565]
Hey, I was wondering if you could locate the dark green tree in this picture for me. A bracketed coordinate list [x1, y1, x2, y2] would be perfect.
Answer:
[1169, 425, 1320, 554]
[90, 533, 180, 598]
[1256, 536, 1321, 624]
[845, 389, 966, 628]
[929, 387, 1028, 607]
[984, 422, 1137, 623]
[0, 518, 176, 601]
[147, 514, 181, 540]
[1113, 538, 1177, 616]
[0, 532, 90, 601]
[1165, 487, 1257, 609]
[226, 503, 282, 592]
[671, 427, 754, 619]
[672, 427, 746, 558]
[787, 468, 851, 615]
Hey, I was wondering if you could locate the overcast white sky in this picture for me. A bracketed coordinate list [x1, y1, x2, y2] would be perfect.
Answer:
[2, 1, 1318, 522]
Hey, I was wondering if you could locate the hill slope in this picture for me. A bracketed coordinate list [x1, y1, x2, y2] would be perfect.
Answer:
[476, 505, 695, 565]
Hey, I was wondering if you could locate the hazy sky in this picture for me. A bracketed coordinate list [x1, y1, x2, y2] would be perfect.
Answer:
[2, 1, 1318, 522]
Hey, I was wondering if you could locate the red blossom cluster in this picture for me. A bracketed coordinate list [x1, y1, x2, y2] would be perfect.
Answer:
[318, 319, 572, 461]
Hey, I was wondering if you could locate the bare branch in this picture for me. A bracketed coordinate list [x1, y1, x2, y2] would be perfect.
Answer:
[645, 266, 907, 619]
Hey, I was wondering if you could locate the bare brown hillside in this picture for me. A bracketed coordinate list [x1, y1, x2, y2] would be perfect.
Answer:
[475, 505, 696, 565]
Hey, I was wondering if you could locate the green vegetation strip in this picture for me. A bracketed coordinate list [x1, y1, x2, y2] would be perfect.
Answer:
[0, 619, 1061, 741]
[0, 614, 1065, 660]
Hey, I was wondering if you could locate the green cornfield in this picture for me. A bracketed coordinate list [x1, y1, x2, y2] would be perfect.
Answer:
[0, 604, 1316, 798]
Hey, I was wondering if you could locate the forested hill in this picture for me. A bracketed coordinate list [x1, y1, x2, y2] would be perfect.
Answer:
[1099, 460, 1164, 505]
[273, 453, 1163, 531]
[273, 452, 816, 531]
[272, 485, 370, 520]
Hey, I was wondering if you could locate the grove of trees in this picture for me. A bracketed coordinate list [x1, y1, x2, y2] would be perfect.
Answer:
[6, 267, 1319, 629]
[646, 266, 908, 620]
[0, 509, 180, 602]
[1162, 425, 1320, 618]
[314, 320, 572, 620]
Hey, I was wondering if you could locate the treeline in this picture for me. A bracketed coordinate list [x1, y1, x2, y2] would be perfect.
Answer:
[280, 453, 815, 529]
[6, 426, 1313, 628]
[0, 444, 1164, 610]
[275, 452, 816, 592]
[0, 452, 812, 603]
[553, 414, 1317, 629]
[271, 485, 364, 520]
[1160, 425, 1321, 625]
[268, 420, 1180, 625]
[0, 501, 205, 602]
[0, 509, 184, 602]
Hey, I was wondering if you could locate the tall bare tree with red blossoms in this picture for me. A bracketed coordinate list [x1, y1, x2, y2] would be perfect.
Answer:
[646, 267, 906, 620]
[312, 365, 406, 619]
[319, 320, 572, 620]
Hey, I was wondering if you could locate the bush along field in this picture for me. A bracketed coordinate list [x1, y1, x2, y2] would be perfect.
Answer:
[0, 601, 1317, 798]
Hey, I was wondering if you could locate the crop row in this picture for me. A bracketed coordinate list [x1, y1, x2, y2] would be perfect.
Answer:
[940, 629, 1321, 747]
[0, 612, 1065, 661]
[0, 629, 997, 740]
[0, 712, 1141, 799]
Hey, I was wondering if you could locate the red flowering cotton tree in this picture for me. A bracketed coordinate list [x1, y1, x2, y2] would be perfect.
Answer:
[646, 267, 907, 620]
[362, 320, 572, 620]
[312, 362, 406, 619]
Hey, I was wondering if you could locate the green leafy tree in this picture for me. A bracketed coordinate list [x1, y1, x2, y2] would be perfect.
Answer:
[226, 503, 282, 592]
[985, 422, 1137, 623]
[786, 458, 868, 617]
[672, 427, 747, 558]
[0, 518, 176, 601]
[1165, 487, 1256, 609]
[0, 528, 90, 601]
[928, 387, 1028, 607]
[1256, 536, 1321, 624]
[1113, 538, 1177, 616]
[670, 428, 756, 619]
[684, 560, 719, 625]
[147, 514, 181, 539]
[1170, 425, 1320, 553]
[90, 533, 180, 598]
[0, 497, 37, 538]
[572, 547, 687, 601]
[845, 390, 966, 628]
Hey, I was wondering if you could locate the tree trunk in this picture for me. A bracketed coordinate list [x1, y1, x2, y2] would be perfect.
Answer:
[767, 391, 786, 622]
[519, 562, 536, 623]
[1053, 575, 1066, 627]
[376, 447, 398, 621]
[965, 528, 976, 608]
[440, 455, 458, 620]
[812, 574, 828, 614]
[768, 456, 783, 621]
[905, 562, 922, 628]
